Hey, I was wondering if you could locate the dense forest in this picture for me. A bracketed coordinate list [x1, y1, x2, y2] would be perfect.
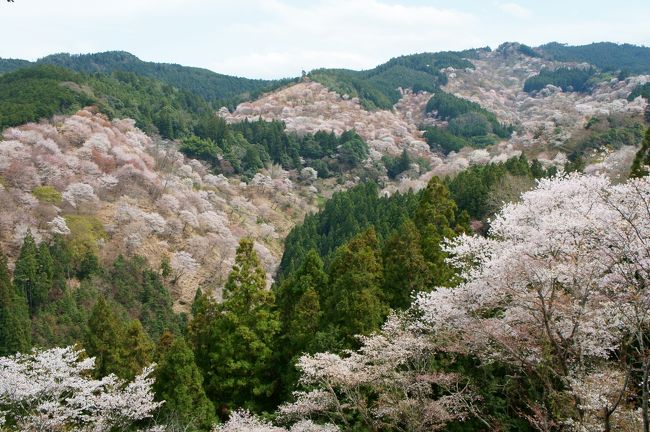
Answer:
[423, 91, 513, 153]
[0, 51, 295, 107]
[523, 66, 596, 93]
[539, 42, 650, 74]
[308, 50, 479, 110]
[0, 64, 212, 135]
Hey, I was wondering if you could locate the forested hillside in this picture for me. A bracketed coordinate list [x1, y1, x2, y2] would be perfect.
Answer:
[539, 42, 650, 74]
[0, 39, 649, 431]
[0, 51, 295, 107]
[308, 50, 480, 110]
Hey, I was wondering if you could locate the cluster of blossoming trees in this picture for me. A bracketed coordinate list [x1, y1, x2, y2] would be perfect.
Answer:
[216, 173, 650, 431]
[1, 172, 648, 431]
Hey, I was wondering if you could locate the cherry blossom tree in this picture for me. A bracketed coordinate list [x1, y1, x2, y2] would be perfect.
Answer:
[0, 346, 161, 431]
[279, 314, 476, 432]
[416, 173, 650, 431]
[214, 410, 338, 432]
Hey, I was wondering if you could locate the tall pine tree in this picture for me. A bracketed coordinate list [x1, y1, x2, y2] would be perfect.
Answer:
[324, 228, 387, 347]
[382, 219, 432, 309]
[0, 248, 31, 355]
[13, 231, 40, 315]
[85, 297, 125, 378]
[154, 333, 215, 431]
[190, 238, 280, 414]
[415, 176, 469, 287]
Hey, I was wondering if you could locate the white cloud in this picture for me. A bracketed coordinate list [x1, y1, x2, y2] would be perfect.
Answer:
[498, 2, 532, 19]
[208, 0, 480, 77]
[1, 0, 649, 79]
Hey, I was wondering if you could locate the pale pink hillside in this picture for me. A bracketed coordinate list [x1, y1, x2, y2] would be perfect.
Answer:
[0, 110, 320, 309]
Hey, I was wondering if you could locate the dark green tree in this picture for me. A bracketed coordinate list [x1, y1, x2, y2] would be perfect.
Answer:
[48, 234, 72, 297]
[85, 297, 125, 378]
[119, 320, 154, 380]
[154, 333, 215, 431]
[382, 219, 432, 309]
[0, 249, 31, 355]
[35, 242, 53, 307]
[415, 177, 468, 287]
[13, 231, 40, 315]
[630, 128, 650, 178]
[324, 228, 387, 346]
[190, 238, 280, 413]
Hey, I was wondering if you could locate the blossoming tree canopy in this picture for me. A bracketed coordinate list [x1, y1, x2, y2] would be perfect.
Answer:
[0, 346, 161, 431]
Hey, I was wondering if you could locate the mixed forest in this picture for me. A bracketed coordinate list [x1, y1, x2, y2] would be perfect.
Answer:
[0, 42, 649, 432]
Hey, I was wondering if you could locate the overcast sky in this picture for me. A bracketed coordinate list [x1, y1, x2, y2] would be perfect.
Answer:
[1, 0, 648, 79]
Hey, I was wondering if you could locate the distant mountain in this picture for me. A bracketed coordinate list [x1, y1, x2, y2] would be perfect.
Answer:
[0, 64, 213, 135]
[0, 51, 295, 106]
[0, 58, 31, 74]
[538, 42, 650, 74]
[308, 49, 485, 110]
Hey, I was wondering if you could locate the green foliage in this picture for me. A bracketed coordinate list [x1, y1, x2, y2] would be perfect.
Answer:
[523, 66, 596, 93]
[154, 333, 216, 431]
[449, 111, 492, 137]
[0, 248, 31, 356]
[426, 91, 511, 137]
[539, 42, 650, 75]
[415, 176, 469, 287]
[564, 114, 645, 161]
[338, 132, 368, 167]
[382, 149, 412, 179]
[85, 296, 129, 378]
[324, 228, 388, 346]
[13, 231, 44, 315]
[183, 117, 369, 178]
[63, 215, 107, 262]
[85, 296, 156, 380]
[35, 51, 295, 107]
[309, 51, 474, 110]
[628, 82, 650, 101]
[0, 64, 212, 138]
[382, 219, 431, 309]
[0, 58, 31, 74]
[630, 128, 650, 178]
[278, 182, 420, 279]
[446, 154, 550, 220]
[180, 135, 220, 162]
[423, 126, 468, 155]
[190, 239, 280, 413]
[104, 255, 182, 341]
[424, 91, 511, 153]
[31, 185, 63, 204]
[0, 65, 94, 129]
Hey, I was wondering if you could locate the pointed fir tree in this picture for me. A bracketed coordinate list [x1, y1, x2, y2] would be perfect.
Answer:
[35, 241, 53, 308]
[0, 248, 31, 355]
[49, 234, 72, 298]
[85, 296, 125, 378]
[275, 249, 327, 333]
[415, 176, 468, 287]
[382, 219, 432, 309]
[119, 320, 154, 380]
[324, 228, 387, 347]
[190, 238, 280, 413]
[13, 230, 40, 315]
[154, 333, 215, 431]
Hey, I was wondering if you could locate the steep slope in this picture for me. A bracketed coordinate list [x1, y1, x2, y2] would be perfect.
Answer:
[441, 45, 647, 177]
[0, 110, 324, 309]
[223, 80, 431, 158]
